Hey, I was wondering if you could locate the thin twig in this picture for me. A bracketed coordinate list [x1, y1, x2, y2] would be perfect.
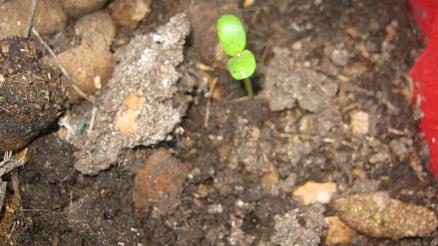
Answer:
[31, 27, 96, 105]
[0, 181, 7, 211]
[204, 78, 218, 128]
[0, 151, 25, 177]
[87, 106, 98, 134]
[24, 0, 37, 38]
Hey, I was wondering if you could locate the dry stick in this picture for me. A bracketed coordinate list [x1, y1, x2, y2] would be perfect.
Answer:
[87, 106, 98, 135]
[0, 181, 7, 211]
[24, 0, 37, 38]
[204, 78, 218, 128]
[0, 151, 24, 177]
[31, 27, 96, 105]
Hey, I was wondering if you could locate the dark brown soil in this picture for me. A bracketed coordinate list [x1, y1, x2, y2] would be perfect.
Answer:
[0, 37, 64, 153]
[1, 0, 437, 245]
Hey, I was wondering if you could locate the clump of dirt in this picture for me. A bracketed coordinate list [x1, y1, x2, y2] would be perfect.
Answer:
[63, 0, 109, 17]
[132, 148, 190, 214]
[0, 37, 64, 152]
[333, 192, 438, 239]
[260, 48, 338, 112]
[65, 13, 191, 174]
[270, 205, 326, 245]
[110, 0, 152, 30]
[0, 0, 67, 39]
[56, 11, 115, 100]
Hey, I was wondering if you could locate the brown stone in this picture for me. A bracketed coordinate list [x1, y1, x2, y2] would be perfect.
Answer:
[132, 149, 189, 214]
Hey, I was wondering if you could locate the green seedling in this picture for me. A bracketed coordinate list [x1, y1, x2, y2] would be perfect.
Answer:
[217, 14, 256, 97]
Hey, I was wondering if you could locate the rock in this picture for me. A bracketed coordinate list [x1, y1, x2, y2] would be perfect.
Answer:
[271, 205, 326, 246]
[333, 192, 438, 239]
[62, 0, 109, 17]
[132, 149, 189, 214]
[330, 48, 349, 67]
[0, 0, 67, 40]
[324, 216, 357, 245]
[0, 37, 65, 152]
[57, 11, 115, 101]
[110, 0, 152, 30]
[261, 48, 338, 112]
[70, 14, 191, 174]
[293, 181, 337, 205]
[74, 11, 116, 47]
[350, 110, 370, 136]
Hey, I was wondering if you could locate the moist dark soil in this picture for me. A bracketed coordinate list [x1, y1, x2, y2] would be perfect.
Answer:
[1, 0, 437, 245]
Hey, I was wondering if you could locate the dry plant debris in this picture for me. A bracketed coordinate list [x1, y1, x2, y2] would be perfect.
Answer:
[69, 14, 191, 174]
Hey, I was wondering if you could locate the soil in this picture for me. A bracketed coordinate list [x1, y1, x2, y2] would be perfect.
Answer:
[1, 0, 438, 245]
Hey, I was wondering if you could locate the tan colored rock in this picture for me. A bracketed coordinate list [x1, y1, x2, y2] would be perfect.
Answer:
[62, 0, 109, 17]
[57, 11, 115, 100]
[293, 181, 337, 205]
[115, 93, 146, 133]
[333, 192, 438, 239]
[58, 44, 113, 100]
[324, 216, 357, 245]
[132, 149, 190, 214]
[350, 110, 370, 136]
[74, 11, 116, 47]
[110, 0, 152, 30]
[0, 0, 67, 40]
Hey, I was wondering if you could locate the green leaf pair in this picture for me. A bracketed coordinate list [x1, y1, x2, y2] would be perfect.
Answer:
[217, 15, 256, 81]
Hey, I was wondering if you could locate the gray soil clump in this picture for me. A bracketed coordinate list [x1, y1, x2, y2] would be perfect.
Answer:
[270, 205, 326, 246]
[68, 14, 190, 174]
[260, 48, 338, 112]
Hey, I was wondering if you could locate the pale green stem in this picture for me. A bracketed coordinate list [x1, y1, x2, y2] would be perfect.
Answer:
[243, 77, 254, 97]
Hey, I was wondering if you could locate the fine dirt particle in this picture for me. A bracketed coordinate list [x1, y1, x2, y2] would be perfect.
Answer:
[0, 0, 67, 40]
[333, 192, 438, 239]
[62, 0, 109, 17]
[110, 0, 152, 30]
[0, 37, 65, 152]
[57, 11, 115, 100]
[260, 48, 338, 112]
[132, 149, 189, 214]
[70, 13, 191, 174]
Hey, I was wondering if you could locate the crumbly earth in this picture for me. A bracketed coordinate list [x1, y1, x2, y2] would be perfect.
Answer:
[0, 37, 64, 152]
[1, 0, 438, 245]
[68, 14, 191, 174]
